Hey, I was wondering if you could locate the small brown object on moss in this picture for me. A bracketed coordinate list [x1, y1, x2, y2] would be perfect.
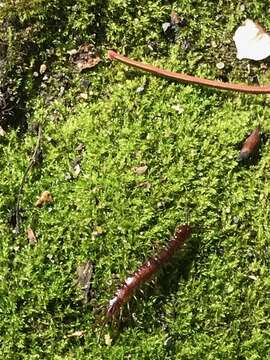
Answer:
[35, 191, 53, 207]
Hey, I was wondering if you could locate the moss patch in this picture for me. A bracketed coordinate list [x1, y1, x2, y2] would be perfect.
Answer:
[1, 1, 270, 359]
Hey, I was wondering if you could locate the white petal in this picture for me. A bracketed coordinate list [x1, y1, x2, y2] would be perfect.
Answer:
[233, 19, 270, 61]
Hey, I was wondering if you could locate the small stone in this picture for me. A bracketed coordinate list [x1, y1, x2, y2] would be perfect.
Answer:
[73, 163, 81, 178]
[136, 86, 145, 93]
[0, 126, 6, 136]
[216, 62, 225, 70]
[162, 22, 171, 33]
[79, 93, 88, 100]
[133, 164, 148, 175]
[39, 64, 47, 74]
[240, 4, 245, 11]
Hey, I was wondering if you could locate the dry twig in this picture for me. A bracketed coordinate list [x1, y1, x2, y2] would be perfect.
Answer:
[14, 124, 42, 234]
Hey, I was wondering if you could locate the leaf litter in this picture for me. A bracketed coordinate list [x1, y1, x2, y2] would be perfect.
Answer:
[69, 44, 101, 72]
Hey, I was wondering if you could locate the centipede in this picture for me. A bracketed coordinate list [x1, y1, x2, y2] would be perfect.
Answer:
[106, 224, 191, 319]
[238, 127, 261, 161]
[108, 50, 270, 94]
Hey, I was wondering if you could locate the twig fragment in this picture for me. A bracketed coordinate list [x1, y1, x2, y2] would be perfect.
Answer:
[14, 124, 42, 234]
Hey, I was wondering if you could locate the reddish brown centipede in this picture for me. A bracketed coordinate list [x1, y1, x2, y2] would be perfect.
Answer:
[108, 50, 270, 94]
[238, 127, 261, 161]
[106, 224, 191, 319]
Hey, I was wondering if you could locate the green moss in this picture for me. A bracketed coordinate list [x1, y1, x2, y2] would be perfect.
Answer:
[1, 0, 270, 359]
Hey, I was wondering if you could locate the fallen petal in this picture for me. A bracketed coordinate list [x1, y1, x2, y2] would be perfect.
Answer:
[233, 19, 270, 60]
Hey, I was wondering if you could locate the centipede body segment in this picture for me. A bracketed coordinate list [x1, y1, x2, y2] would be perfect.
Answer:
[107, 224, 191, 319]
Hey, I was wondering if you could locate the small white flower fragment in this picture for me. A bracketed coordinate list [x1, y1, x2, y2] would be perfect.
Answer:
[233, 19, 270, 60]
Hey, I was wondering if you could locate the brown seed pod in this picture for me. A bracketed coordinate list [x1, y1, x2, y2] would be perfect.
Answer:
[106, 224, 191, 319]
[238, 127, 261, 161]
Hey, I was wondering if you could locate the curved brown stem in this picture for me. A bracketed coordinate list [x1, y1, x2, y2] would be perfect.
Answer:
[108, 50, 270, 94]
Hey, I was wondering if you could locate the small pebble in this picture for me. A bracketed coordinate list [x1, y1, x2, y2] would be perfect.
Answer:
[136, 86, 145, 93]
[134, 164, 148, 175]
[0, 126, 6, 136]
[39, 64, 47, 74]
[240, 4, 245, 11]
[79, 93, 88, 100]
[162, 22, 171, 33]
[216, 62, 225, 70]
